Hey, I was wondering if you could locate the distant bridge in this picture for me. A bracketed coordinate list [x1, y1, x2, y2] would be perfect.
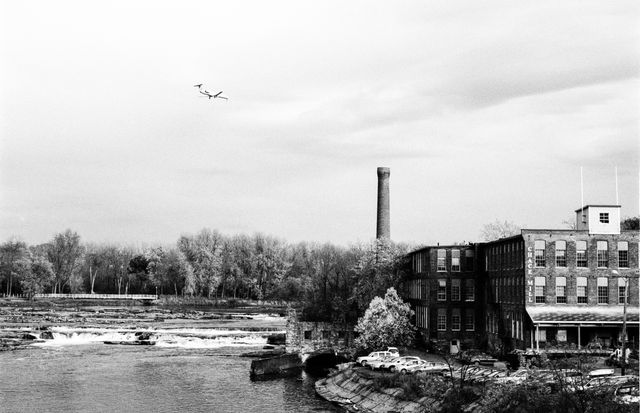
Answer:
[34, 293, 158, 301]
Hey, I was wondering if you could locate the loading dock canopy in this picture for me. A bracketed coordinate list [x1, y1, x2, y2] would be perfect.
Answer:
[526, 306, 639, 325]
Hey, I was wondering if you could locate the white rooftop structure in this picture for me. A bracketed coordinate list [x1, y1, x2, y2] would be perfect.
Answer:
[575, 205, 621, 235]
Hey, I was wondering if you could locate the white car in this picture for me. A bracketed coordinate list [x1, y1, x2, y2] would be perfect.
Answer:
[577, 375, 639, 392]
[615, 384, 640, 404]
[587, 368, 614, 377]
[386, 347, 400, 356]
[408, 360, 449, 375]
[398, 359, 427, 374]
[368, 355, 400, 370]
[386, 356, 422, 373]
[356, 351, 393, 367]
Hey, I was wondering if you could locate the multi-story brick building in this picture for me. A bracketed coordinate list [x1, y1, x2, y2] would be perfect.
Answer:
[404, 205, 639, 353]
[405, 244, 484, 350]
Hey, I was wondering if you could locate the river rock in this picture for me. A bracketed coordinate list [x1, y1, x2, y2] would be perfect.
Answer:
[135, 331, 152, 340]
[240, 347, 285, 358]
[40, 331, 54, 340]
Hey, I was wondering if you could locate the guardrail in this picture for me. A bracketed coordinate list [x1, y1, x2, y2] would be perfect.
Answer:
[33, 293, 158, 300]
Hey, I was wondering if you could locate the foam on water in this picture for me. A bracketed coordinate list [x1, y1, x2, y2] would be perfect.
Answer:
[33, 326, 284, 349]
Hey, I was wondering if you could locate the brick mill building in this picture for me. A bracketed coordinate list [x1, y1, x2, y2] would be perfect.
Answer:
[404, 205, 639, 353]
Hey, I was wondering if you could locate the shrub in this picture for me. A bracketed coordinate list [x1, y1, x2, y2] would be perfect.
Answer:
[372, 374, 424, 401]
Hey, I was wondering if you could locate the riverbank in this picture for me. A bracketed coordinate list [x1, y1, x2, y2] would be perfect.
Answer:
[316, 366, 438, 413]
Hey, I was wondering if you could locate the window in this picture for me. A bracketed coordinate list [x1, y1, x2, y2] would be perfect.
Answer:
[452, 310, 461, 331]
[451, 250, 460, 272]
[420, 280, 428, 299]
[535, 240, 546, 267]
[618, 242, 629, 268]
[555, 240, 566, 267]
[557, 329, 567, 342]
[535, 276, 546, 303]
[464, 279, 475, 301]
[597, 277, 609, 304]
[577, 277, 588, 304]
[451, 279, 461, 301]
[576, 241, 587, 267]
[536, 328, 547, 342]
[437, 279, 446, 301]
[465, 312, 474, 331]
[416, 306, 428, 329]
[437, 309, 446, 331]
[304, 330, 312, 340]
[556, 277, 566, 304]
[597, 241, 608, 268]
[437, 249, 446, 271]
[619, 278, 629, 304]
[465, 250, 474, 271]
[599, 212, 609, 223]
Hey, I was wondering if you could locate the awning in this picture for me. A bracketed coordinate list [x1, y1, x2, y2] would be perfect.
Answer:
[526, 305, 640, 325]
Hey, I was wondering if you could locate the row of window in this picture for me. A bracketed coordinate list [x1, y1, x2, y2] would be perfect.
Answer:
[485, 241, 524, 271]
[437, 308, 475, 332]
[534, 240, 630, 268]
[412, 249, 475, 273]
[534, 276, 630, 305]
[406, 279, 476, 302]
[486, 312, 524, 341]
[438, 279, 475, 301]
[436, 249, 475, 272]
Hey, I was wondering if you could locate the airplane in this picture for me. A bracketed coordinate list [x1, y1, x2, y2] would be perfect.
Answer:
[198, 88, 228, 100]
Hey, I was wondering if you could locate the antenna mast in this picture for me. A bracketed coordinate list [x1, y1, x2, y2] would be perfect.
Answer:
[615, 166, 619, 204]
[580, 166, 584, 208]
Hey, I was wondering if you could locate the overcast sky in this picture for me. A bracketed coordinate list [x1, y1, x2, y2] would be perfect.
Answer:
[1, 1, 638, 247]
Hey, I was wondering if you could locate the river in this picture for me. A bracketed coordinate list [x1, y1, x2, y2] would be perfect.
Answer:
[0, 312, 340, 413]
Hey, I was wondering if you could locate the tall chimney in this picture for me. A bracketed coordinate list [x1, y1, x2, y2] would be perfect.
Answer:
[376, 167, 390, 239]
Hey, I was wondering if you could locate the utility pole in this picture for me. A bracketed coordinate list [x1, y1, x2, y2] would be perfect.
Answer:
[613, 269, 633, 376]
[621, 275, 628, 376]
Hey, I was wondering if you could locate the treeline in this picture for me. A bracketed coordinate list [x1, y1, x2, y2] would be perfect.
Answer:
[0, 229, 413, 321]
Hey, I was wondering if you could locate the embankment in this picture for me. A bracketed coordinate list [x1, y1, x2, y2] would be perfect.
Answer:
[315, 367, 437, 413]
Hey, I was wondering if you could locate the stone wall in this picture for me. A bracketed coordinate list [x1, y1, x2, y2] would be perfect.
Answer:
[286, 308, 354, 354]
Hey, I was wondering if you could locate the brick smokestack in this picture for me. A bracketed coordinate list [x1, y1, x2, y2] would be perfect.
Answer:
[376, 167, 390, 239]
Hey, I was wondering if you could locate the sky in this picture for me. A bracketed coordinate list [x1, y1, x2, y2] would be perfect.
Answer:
[1, 0, 639, 248]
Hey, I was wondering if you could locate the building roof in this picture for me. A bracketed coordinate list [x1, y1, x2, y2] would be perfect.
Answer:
[574, 205, 621, 212]
[526, 306, 639, 324]
[407, 244, 475, 255]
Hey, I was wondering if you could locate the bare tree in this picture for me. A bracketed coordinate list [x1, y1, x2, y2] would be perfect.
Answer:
[479, 220, 520, 241]
[46, 230, 84, 293]
[0, 237, 28, 295]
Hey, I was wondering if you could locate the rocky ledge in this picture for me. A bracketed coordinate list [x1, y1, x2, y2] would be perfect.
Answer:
[315, 367, 437, 413]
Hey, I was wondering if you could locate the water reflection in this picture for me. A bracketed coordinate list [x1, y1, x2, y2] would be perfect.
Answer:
[0, 345, 340, 413]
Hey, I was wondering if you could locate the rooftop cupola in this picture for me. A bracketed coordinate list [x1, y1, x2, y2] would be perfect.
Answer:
[575, 205, 621, 234]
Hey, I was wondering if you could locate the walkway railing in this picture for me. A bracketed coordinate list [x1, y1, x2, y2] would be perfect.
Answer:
[33, 293, 158, 300]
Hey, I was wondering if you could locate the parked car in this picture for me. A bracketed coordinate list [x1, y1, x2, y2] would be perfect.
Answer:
[386, 347, 400, 356]
[415, 361, 449, 375]
[356, 351, 393, 367]
[459, 350, 498, 366]
[587, 368, 615, 377]
[386, 356, 422, 372]
[582, 375, 639, 391]
[399, 359, 428, 374]
[615, 383, 640, 404]
[491, 369, 529, 385]
[368, 355, 400, 370]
